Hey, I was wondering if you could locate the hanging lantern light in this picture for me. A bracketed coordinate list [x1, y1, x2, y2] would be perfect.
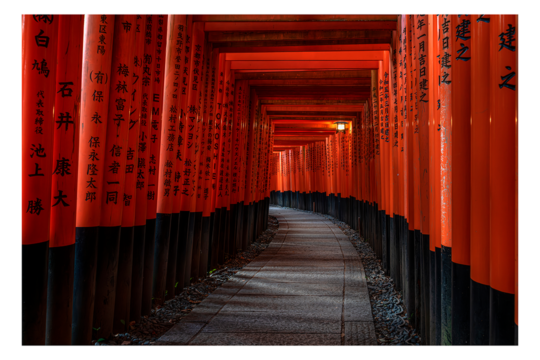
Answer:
[334, 121, 347, 134]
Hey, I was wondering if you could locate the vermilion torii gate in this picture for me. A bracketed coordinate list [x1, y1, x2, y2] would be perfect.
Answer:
[22, 14, 517, 346]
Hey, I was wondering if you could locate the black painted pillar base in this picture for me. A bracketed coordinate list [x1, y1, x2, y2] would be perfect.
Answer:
[164, 213, 180, 301]
[441, 244, 452, 345]
[191, 212, 203, 281]
[228, 204, 238, 258]
[435, 246, 442, 344]
[175, 211, 190, 294]
[129, 224, 146, 324]
[113, 226, 135, 334]
[452, 262, 470, 345]
[206, 211, 215, 273]
[429, 249, 437, 345]
[23, 241, 49, 345]
[141, 219, 156, 316]
[183, 212, 197, 285]
[152, 214, 171, 306]
[380, 212, 388, 273]
[46, 243, 75, 345]
[72, 227, 99, 344]
[422, 233, 430, 345]
[389, 216, 398, 290]
[236, 201, 245, 252]
[209, 208, 221, 270]
[470, 279, 489, 345]
[405, 228, 415, 330]
[413, 229, 422, 342]
[93, 226, 121, 340]
[489, 287, 515, 345]
[241, 203, 250, 251]
[199, 215, 211, 277]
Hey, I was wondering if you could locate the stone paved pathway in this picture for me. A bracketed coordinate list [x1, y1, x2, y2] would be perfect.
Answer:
[158, 206, 376, 345]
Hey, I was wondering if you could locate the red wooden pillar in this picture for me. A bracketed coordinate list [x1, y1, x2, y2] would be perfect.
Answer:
[439, 14, 453, 345]
[470, 14, 491, 345]
[142, 14, 167, 316]
[46, 15, 83, 345]
[72, 14, 114, 345]
[489, 14, 517, 345]
[22, 13, 59, 345]
[133, 15, 157, 322]
[112, 14, 146, 334]
[450, 14, 472, 345]
[181, 21, 206, 284]
[151, 14, 185, 306]
[173, 16, 194, 292]
[93, 15, 137, 340]
[416, 14, 431, 344]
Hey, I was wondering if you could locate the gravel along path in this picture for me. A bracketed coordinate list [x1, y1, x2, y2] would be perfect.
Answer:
[94, 215, 279, 346]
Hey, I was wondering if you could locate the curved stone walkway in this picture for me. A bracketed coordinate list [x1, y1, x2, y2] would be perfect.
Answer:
[158, 206, 376, 345]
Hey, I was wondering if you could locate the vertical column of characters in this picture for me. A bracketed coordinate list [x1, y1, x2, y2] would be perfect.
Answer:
[113, 15, 146, 335]
[371, 69, 381, 215]
[222, 64, 233, 212]
[202, 48, 219, 219]
[439, 14, 453, 346]
[196, 39, 212, 217]
[195, 39, 213, 277]
[152, 14, 186, 306]
[489, 14, 517, 345]
[46, 15, 84, 345]
[135, 15, 156, 318]
[22, 13, 58, 345]
[378, 58, 386, 223]
[93, 15, 137, 341]
[230, 79, 244, 249]
[450, 14, 472, 345]
[141, 14, 168, 316]
[469, 14, 491, 345]
[396, 16, 405, 278]
[72, 14, 114, 345]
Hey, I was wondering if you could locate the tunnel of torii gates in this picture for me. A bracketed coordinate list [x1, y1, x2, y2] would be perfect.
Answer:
[22, 14, 517, 346]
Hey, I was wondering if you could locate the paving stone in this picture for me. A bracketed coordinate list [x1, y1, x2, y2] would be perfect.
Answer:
[190, 332, 341, 345]
[201, 311, 341, 334]
[157, 321, 206, 345]
[344, 321, 377, 345]
[237, 279, 344, 296]
[220, 295, 343, 313]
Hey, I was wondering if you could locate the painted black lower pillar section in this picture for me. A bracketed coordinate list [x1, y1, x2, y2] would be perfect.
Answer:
[489, 288, 515, 345]
[175, 211, 190, 293]
[422, 234, 430, 345]
[93, 226, 121, 340]
[22, 241, 49, 345]
[164, 213, 180, 301]
[46, 243, 75, 345]
[235, 201, 245, 252]
[389, 216, 398, 290]
[199, 216, 211, 277]
[191, 212, 203, 281]
[209, 208, 221, 270]
[413, 229, 422, 340]
[381, 212, 388, 273]
[452, 262, 470, 345]
[470, 279, 489, 344]
[141, 218, 156, 316]
[242, 203, 250, 251]
[435, 246, 442, 344]
[183, 212, 197, 285]
[152, 214, 171, 306]
[227, 204, 237, 258]
[429, 249, 437, 344]
[441, 244, 452, 345]
[113, 226, 135, 334]
[72, 227, 99, 344]
[129, 224, 146, 324]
